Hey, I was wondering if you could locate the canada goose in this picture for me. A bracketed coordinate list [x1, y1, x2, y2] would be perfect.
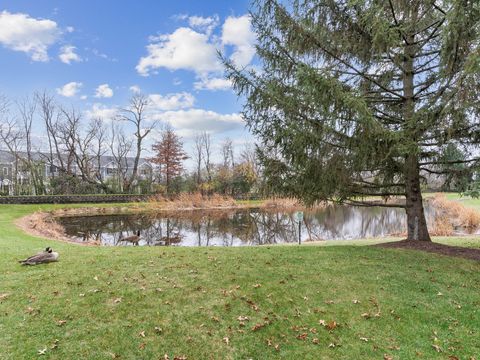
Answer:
[19, 247, 59, 265]
[119, 230, 141, 245]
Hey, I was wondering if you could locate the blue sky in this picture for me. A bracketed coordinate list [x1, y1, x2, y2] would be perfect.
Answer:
[0, 1, 254, 162]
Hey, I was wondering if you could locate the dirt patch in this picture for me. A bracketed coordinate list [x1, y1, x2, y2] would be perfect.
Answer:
[376, 240, 480, 262]
[15, 207, 145, 245]
[15, 212, 83, 245]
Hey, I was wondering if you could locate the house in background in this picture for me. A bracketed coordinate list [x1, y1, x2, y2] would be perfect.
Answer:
[0, 150, 153, 195]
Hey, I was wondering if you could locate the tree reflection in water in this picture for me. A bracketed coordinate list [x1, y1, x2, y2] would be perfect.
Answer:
[57, 205, 418, 246]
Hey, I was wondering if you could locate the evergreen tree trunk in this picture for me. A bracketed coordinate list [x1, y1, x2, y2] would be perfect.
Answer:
[402, 8, 430, 242]
[405, 154, 431, 241]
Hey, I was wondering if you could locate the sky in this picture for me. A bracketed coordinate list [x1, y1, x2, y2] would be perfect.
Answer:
[0, 0, 255, 164]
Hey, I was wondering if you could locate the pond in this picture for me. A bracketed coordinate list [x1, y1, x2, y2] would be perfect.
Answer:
[56, 205, 422, 246]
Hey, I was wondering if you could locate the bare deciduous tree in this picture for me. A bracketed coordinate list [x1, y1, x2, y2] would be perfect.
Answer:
[201, 132, 212, 182]
[17, 96, 45, 194]
[193, 133, 204, 185]
[109, 123, 133, 192]
[118, 94, 157, 193]
[221, 138, 234, 169]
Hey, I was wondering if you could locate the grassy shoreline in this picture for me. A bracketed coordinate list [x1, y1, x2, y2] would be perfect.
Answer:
[1, 201, 479, 359]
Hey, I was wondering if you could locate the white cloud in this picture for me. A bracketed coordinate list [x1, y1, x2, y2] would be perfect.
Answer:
[153, 109, 243, 137]
[0, 10, 61, 61]
[188, 15, 219, 35]
[85, 103, 118, 120]
[59, 45, 81, 64]
[136, 27, 221, 76]
[56, 81, 82, 97]
[194, 76, 231, 91]
[222, 15, 255, 67]
[137, 14, 255, 92]
[94, 84, 114, 98]
[148, 92, 195, 111]
[129, 85, 141, 93]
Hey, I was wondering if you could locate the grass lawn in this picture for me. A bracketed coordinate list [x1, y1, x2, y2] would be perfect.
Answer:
[0, 204, 479, 359]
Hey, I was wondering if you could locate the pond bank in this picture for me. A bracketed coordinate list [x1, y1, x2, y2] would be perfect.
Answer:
[14, 195, 480, 246]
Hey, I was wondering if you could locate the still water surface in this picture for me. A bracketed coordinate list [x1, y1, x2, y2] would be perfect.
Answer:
[56, 206, 418, 246]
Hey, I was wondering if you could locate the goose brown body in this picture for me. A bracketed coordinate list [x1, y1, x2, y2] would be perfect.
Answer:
[19, 247, 59, 265]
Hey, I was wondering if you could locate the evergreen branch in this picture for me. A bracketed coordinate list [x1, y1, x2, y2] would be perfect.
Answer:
[388, 0, 409, 45]
[342, 199, 406, 209]
[270, 0, 406, 100]
[419, 158, 480, 166]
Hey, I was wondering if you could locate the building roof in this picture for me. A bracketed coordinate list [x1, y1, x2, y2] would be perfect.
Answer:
[0, 150, 150, 168]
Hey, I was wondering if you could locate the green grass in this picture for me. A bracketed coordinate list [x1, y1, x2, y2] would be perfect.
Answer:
[1, 204, 479, 359]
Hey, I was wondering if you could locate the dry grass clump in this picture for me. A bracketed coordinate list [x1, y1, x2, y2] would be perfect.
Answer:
[263, 197, 304, 209]
[431, 215, 454, 236]
[150, 192, 237, 210]
[430, 194, 480, 234]
[18, 212, 69, 241]
[263, 197, 325, 210]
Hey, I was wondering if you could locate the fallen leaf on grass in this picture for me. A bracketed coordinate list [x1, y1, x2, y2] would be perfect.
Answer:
[448, 356, 459, 360]
[246, 299, 259, 311]
[237, 315, 249, 322]
[361, 313, 371, 319]
[352, 299, 360, 304]
[360, 337, 369, 342]
[50, 339, 59, 350]
[432, 344, 442, 352]
[326, 321, 337, 330]
[139, 331, 146, 337]
[252, 323, 265, 331]
[296, 333, 308, 340]
[223, 336, 230, 345]
[383, 355, 393, 360]
[253, 283, 262, 288]
[155, 327, 163, 334]
[25, 306, 37, 314]
[139, 343, 146, 350]
[0, 293, 9, 301]
[114, 297, 122, 304]
[388, 345, 400, 350]
[56, 320, 67, 326]
[37, 348, 47, 355]
[312, 338, 319, 344]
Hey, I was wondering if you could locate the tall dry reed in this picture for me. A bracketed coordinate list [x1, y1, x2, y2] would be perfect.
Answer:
[430, 194, 480, 235]
[149, 193, 237, 209]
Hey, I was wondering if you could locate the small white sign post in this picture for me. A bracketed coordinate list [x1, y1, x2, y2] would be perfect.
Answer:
[294, 211, 304, 244]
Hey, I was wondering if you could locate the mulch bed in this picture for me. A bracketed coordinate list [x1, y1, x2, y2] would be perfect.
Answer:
[376, 240, 480, 262]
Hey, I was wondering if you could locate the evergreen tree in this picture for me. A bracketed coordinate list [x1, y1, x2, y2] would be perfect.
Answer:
[226, 0, 480, 241]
